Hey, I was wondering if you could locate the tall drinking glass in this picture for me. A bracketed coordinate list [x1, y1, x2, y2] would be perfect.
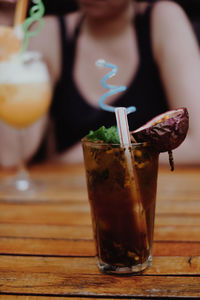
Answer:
[0, 51, 52, 194]
[82, 138, 159, 274]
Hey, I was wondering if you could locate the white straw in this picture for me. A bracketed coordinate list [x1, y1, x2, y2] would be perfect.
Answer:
[115, 107, 131, 147]
[115, 107, 135, 182]
[115, 107, 149, 250]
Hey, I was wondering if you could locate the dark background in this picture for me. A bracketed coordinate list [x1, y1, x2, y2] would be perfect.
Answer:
[41, 0, 200, 43]
[42, 0, 200, 18]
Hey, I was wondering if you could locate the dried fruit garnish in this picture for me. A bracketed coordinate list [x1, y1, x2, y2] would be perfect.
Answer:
[131, 108, 189, 153]
[131, 108, 189, 171]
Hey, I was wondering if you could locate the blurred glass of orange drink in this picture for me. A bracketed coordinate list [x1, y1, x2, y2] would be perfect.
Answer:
[0, 51, 52, 128]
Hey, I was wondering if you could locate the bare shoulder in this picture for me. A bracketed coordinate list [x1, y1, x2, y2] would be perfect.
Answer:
[28, 15, 61, 85]
[33, 12, 82, 85]
[151, 0, 192, 38]
[151, 1, 199, 60]
[151, 0, 188, 24]
[29, 15, 59, 52]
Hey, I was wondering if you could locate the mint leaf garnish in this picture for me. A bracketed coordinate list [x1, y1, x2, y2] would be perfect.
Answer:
[86, 126, 120, 144]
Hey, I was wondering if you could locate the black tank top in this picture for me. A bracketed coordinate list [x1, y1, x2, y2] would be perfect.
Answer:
[50, 6, 168, 153]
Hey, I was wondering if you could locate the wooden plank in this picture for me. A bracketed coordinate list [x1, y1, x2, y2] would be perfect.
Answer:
[155, 200, 200, 214]
[0, 276, 199, 297]
[0, 237, 200, 256]
[156, 168, 200, 206]
[0, 189, 87, 202]
[0, 237, 95, 256]
[0, 165, 199, 299]
[155, 215, 200, 226]
[0, 165, 87, 202]
[153, 241, 200, 256]
[0, 224, 93, 239]
[0, 203, 91, 226]
[0, 213, 200, 227]
[0, 167, 199, 204]
[1, 185, 199, 203]
[1, 223, 200, 241]
[0, 297, 144, 300]
[1, 184, 200, 204]
[0, 202, 200, 227]
[0, 296, 144, 300]
[154, 225, 200, 241]
[1, 223, 200, 242]
[0, 256, 200, 297]
[1, 255, 200, 275]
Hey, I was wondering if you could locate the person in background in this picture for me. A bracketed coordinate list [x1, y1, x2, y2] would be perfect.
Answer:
[0, 0, 200, 166]
[0, 0, 49, 167]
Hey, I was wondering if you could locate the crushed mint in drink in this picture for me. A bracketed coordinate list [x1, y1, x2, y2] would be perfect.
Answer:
[86, 126, 120, 144]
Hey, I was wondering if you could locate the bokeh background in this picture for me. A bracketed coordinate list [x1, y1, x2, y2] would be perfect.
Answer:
[41, 0, 200, 44]
[42, 0, 199, 17]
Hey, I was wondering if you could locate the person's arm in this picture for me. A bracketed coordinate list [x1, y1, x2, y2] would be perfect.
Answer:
[0, 116, 48, 167]
[151, 1, 200, 165]
[28, 15, 61, 87]
[0, 16, 61, 167]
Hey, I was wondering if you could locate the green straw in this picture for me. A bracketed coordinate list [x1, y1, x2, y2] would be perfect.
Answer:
[21, 0, 45, 53]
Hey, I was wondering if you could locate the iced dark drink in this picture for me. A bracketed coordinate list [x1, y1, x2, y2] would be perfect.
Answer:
[82, 138, 159, 274]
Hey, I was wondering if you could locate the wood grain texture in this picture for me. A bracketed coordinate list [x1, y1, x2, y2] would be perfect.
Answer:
[0, 256, 200, 297]
[0, 164, 199, 298]
[0, 255, 200, 275]
[1, 271, 200, 297]
[0, 297, 136, 300]
[0, 238, 200, 257]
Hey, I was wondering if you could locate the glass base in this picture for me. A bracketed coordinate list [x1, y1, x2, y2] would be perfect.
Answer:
[98, 255, 152, 275]
[0, 170, 46, 200]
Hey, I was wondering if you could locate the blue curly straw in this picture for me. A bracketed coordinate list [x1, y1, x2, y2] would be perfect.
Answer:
[21, 0, 45, 53]
[96, 59, 136, 114]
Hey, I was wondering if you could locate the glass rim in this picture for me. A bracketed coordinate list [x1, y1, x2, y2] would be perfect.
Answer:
[81, 138, 150, 148]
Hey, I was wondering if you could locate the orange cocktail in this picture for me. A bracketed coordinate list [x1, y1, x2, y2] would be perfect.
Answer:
[0, 51, 52, 128]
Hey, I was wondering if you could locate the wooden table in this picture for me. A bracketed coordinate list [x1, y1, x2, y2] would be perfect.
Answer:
[0, 163, 200, 299]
